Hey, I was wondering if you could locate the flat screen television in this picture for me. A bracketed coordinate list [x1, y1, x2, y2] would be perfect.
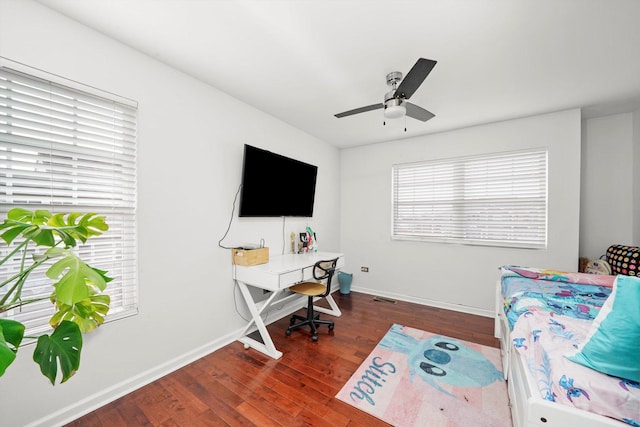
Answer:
[239, 144, 318, 217]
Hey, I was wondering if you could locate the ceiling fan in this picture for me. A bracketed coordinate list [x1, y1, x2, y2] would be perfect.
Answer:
[334, 58, 437, 124]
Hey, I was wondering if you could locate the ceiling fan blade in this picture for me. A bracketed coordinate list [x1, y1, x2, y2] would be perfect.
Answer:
[406, 102, 435, 122]
[335, 103, 383, 118]
[395, 58, 437, 100]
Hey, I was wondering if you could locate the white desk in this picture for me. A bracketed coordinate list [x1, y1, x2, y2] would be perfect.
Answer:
[232, 251, 344, 359]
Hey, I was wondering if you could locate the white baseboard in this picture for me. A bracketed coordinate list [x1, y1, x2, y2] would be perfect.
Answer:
[32, 288, 489, 426]
[350, 286, 494, 318]
[35, 330, 238, 427]
[33, 296, 307, 427]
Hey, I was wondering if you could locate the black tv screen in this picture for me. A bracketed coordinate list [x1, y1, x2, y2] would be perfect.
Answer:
[239, 145, 318, 217]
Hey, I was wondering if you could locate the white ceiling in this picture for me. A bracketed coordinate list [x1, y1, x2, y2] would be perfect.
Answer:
[37, 0, 640, 148]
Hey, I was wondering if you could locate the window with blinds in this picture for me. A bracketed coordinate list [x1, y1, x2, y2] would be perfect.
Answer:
[0, 60, 138, 336]
[392, 149, 548, 248]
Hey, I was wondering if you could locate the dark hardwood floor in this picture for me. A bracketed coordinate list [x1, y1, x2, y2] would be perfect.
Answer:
[66, 291, 499, 426]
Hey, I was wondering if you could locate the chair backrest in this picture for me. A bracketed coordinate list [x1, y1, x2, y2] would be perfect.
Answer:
[313, 258, 339, 297]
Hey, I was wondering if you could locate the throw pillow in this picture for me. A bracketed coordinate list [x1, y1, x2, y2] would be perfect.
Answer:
[565, 275, 640, 382]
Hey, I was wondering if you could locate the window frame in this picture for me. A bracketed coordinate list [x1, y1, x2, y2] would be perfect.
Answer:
[0, 57, 139, 337]
[391, 148, 548, 249]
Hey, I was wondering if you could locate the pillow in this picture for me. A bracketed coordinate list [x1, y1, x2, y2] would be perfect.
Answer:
[606, 244, 639, 277]
[565, 274, 640, 382]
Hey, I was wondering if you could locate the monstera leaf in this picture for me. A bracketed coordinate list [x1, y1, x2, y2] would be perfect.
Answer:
[0, 319, 25, 376]
[33, 320, 82, 385]
[46, 248, 110, 306]
[0, 209, 107, 248]
[50, 293, 111, 333]
[0, 208, 65, 247]
[0, 209, 53, 246]
[47, 212, 108, 246]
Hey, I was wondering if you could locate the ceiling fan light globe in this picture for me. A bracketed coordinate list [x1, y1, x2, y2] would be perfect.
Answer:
[384, 104, 406, 119]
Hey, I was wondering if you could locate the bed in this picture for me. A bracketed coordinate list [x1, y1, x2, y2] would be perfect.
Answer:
[494, 266, 640, 427]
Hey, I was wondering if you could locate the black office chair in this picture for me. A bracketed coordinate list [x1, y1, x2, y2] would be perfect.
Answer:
[286, 258, 338, 342]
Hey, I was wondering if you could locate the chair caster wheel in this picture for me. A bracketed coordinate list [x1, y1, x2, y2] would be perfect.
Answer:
[289, 318, 296, 325]
[285, 329, 292, 336]
[328, 324, 334, 331]
[312, 335, 318, 342]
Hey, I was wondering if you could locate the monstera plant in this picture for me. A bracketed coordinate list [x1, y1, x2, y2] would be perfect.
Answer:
[0, 208, 111, 385]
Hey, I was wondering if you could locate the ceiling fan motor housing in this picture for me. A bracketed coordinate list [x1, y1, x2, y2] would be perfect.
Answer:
[384, 71, 407, 118]
[384, 91, 406, 118]
[386, 71, 403, 88]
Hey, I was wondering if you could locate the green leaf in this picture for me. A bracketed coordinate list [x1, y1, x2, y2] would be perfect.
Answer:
[0, 319, 25, 348]
[45, 247, 68, 257]
[32, 229, 55, 247]
[66, 212, 82, 226]
[46, 250, 109, 306]
[5, 208, 50, 225]
[0, 224, 23, 245]
[0, 222, 30, 245]
[92, 267, 114, 284]
[50, 293, 111, 333]
[76, 213, 109, 242]
[48, 212, 108, 244]
[57, 229, 78, 248]
[1, 209, 108, 248]
[33, 320, 82, 385]
[0, 208, 53, 246]
[7, 207, 37, 221]
[47, 213, 68, 228]
[0, 319, 25, 376]
[33, 210, 52, 225]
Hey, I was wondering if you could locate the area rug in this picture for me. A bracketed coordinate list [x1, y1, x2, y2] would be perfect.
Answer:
[336, 324, 512, 427]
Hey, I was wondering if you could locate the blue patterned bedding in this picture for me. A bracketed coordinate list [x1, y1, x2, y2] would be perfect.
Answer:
[512, 310, 640, 426]
[500, 266, 613, 329]
[499, 266, 640, 426]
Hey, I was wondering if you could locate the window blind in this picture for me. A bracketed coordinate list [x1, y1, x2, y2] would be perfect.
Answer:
[0, 62, 138, 336]
[392, 149, 547, 248]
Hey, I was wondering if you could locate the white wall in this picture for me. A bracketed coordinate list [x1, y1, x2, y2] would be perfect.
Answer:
[0, 1, 340, 426]
[633, 109, 640, 245]
[579, 111, 639, 259]
[339, 109, 582, 315]
[0, 1, 636, 425]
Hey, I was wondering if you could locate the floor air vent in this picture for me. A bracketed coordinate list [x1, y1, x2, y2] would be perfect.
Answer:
[373, 296, 397, 304]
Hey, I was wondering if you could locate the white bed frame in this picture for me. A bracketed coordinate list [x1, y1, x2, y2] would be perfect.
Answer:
[494, 281, 625, 427]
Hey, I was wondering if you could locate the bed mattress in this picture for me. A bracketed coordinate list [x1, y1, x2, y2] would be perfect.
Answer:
[499, 266, 639, 426]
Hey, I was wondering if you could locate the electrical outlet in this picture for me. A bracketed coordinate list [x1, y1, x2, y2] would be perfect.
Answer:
[361, 266, 369, 272]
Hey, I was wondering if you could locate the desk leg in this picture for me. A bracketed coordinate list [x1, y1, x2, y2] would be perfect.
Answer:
[313, 291, 342, 317]
[236, 281, 283, 360]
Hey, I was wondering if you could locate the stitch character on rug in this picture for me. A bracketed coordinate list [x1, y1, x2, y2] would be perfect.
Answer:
[379, 324, 503, 397]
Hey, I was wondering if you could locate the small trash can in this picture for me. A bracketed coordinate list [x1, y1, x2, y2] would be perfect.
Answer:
[338, 271, 353, 295]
